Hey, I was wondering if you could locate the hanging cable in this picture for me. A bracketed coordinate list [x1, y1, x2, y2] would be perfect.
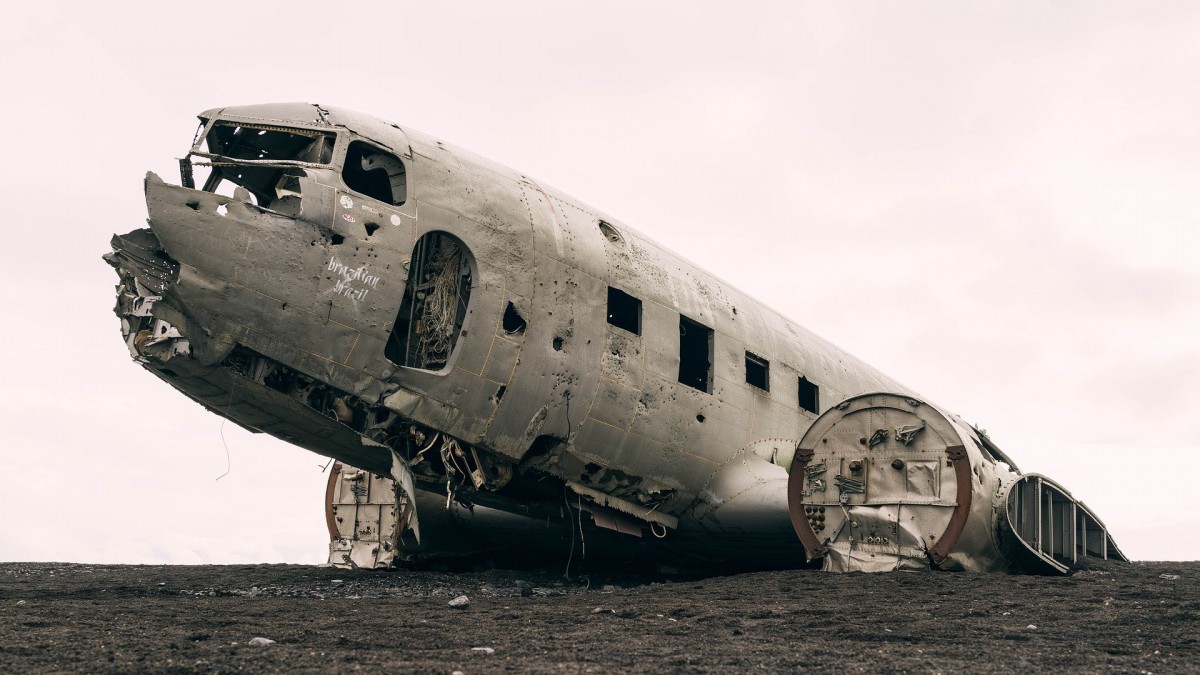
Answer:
[577, 493, 587, 560]
[563, 488, 576, 580]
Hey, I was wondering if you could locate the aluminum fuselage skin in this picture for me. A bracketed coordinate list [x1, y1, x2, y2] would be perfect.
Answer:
[114, 103, 1118, 571]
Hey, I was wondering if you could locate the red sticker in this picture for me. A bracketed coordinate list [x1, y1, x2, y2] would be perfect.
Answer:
[342, 214, 356, 223]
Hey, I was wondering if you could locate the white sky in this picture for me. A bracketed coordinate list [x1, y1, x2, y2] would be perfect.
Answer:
[2, 1, 1197, 563]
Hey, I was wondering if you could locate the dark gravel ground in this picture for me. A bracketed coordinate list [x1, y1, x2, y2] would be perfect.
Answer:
[1, 559, 1195, 673]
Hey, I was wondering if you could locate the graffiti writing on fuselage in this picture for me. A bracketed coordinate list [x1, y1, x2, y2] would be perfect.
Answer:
[327, 255, 381, 302]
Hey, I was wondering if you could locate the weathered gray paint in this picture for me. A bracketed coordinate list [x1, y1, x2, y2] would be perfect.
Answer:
[106, 103, 1124, 572]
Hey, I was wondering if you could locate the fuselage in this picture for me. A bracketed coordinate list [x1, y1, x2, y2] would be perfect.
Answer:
[107, 103, 1121, 572]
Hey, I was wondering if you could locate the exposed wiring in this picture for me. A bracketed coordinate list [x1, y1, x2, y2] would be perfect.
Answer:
[414, 245, 464, 367]
[409, 431, 441, 466]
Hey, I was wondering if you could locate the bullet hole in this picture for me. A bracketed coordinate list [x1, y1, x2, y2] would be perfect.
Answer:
[330, 233, 344, 245]
[186, 201, 200, 211]
[892, 459, 906, 470]
[281, 303, 288, 310]
[492, 385, 506, 403]
[553, 336, 564, 351]
[502, 302, 527, 335]
[216, 204, 228, 216]
[364, 222, 380, 237]
[696, 414, 706, 423]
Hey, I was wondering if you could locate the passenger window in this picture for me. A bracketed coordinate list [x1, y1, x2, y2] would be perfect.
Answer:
[798, 376, 819, 413]
[745, 352, 770, 391]
[607, 287, 641, 335]
[678, 316, 713, 393]
[342, 141, 407, 205]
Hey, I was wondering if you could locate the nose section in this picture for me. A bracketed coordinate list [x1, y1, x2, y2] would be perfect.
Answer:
[105, 172, 398, 475]
[104, 225, 185, 361]
[135, 172, 331, 362]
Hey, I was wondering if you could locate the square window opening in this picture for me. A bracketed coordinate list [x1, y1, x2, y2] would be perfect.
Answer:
[745, 352, 770, 391]
[678, 315, 713, 393]
[798, 376, 820, 413]
[607, 287, 641, 335]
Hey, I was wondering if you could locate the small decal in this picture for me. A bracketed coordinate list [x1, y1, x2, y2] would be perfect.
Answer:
[339, 195, 354, 209]
[342, 213, 356, 223]
[390, 214, 402, 226]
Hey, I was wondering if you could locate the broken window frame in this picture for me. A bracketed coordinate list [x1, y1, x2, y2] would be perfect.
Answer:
[190, 120, 336, 208]
[745, 351, 770, 392]
[798, 376, 820, 413]
[502, 301, 527, 336]
[678, 315, 714, 394]
[606, 287, 642, 336]
[340, 140, 408, 206]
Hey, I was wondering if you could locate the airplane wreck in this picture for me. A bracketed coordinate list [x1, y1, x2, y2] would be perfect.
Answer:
[106, 103, 1124, 574]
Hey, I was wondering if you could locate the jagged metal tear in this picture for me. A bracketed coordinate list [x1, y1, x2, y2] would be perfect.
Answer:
[389, 448, 420, 544]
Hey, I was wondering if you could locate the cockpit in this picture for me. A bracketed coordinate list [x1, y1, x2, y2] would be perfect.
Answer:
[172, 105, 471, 374]
[180, 115, 407, 214]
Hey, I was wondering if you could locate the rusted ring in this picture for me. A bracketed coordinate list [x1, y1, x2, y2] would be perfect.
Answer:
[929, 445, 971, 565]
[324, 462, 342, 540]
[787, 447, 827, 560]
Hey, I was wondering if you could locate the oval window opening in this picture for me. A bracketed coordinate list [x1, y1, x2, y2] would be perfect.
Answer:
[386, 232, 474, 370]
[598, 220, 623, 244]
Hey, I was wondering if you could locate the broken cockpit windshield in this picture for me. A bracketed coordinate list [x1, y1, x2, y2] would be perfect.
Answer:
[189, 121, 335, 209]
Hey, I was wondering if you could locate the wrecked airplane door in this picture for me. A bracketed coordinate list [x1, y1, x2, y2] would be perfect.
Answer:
[107, 103, 1125, 573]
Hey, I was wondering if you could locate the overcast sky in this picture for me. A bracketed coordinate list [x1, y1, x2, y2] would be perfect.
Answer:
[2, 1, 1197, 563]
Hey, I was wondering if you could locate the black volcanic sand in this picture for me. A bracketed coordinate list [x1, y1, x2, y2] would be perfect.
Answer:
[1, 560, 1196, 673]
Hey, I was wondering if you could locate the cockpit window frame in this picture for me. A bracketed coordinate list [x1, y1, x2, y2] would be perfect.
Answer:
[186, 113, 412, 211]
[190, 118, 341, 207]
